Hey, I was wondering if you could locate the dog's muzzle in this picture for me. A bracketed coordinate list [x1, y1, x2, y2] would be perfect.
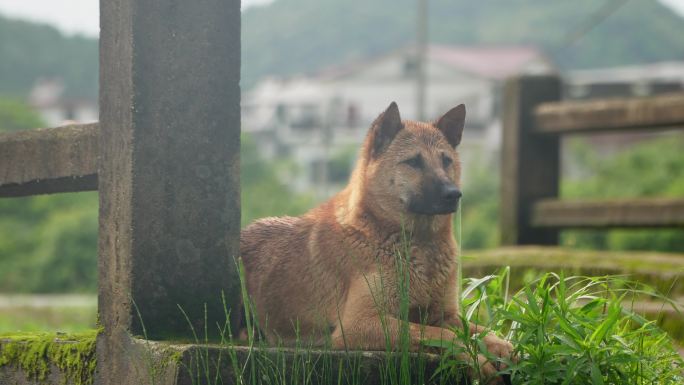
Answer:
[408, 182, 461, 215]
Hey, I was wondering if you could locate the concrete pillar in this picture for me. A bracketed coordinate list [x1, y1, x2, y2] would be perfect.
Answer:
[97, 0, 240, 382]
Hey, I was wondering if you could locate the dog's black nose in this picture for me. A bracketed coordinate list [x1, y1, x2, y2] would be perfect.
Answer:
[442, 185, 462, 202]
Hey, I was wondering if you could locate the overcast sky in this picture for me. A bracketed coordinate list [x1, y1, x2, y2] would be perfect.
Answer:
[0, 0, 683, 38]
[0, 0, 273, 37]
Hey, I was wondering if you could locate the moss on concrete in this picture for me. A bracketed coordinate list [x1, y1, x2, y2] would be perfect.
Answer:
[138, 339, 185, 383]
[463, 246, 684, 294]
[0, 329, 98, 385]
[463, 246, 684, 274]
[462, 246, 684, 347]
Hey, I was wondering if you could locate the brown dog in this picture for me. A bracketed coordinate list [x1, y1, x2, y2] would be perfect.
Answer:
[240, 102, 513, 383]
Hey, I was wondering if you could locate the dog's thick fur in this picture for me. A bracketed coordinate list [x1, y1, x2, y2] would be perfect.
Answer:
[240, 103, 513, 383]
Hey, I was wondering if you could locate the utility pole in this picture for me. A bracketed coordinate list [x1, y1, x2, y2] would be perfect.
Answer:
[318, 97, 340, 199]
[416, 0, 428, 121]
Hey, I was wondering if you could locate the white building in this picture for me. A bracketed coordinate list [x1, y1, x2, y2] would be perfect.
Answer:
[28, 78, 98, 127]
[243, 44, 554, 194]
[566, 63, 684, 153]
[561, 62, 684, 179]
[567, 61, 684, 100]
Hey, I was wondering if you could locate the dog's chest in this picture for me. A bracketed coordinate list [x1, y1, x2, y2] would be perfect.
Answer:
[341, 224, 456, 305]
[404, 244, 455, 304]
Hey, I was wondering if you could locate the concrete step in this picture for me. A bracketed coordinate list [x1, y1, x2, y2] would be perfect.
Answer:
[463, 246, 684, 346]
[0, 335, 474, 385]
[463, 246, 684, 296]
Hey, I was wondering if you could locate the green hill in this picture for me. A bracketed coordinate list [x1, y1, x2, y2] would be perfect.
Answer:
[0, 14, 97, 98]
[242, 0, 684, 86]
[2, 0, 684, 96]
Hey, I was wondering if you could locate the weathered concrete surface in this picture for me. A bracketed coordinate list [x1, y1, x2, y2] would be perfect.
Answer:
[3, 338, 472, 385]
[0, 335, 96, 385]
[0, 123, 98, 197]
[0, 337, 181, 385]
[0, 362, 74, 385]
[97, 0, 241, 384]
[96, 337, 179, 385]
[175, 344, 470, 385]
[463, 246, 684, 295]
[116, 341, 470, 385]
[463, 246, 684, 349]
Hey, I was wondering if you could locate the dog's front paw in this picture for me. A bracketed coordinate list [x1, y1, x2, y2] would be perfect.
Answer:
[483, 333, 515, 361]
[471, 354, 509, 385]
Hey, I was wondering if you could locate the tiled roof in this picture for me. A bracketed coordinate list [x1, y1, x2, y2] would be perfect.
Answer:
[428, 44, 548, 79]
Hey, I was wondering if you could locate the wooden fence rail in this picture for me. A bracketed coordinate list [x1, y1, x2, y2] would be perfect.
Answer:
[534, 92, 684, 134]
[501, 75, 684, 245]
[532, 198, 684, 228]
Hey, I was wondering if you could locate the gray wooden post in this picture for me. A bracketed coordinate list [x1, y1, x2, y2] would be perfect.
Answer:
[97, 0, 240, 382]
[500, 75, 561, 245]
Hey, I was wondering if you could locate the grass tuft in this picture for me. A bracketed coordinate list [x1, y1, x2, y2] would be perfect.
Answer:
[445, 270, 684, 384]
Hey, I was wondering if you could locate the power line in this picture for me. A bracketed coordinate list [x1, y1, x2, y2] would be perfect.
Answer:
[560, 0, 630, 49]
[416, 0, 428, 121]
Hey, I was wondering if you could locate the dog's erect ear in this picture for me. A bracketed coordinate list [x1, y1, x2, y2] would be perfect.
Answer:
[370, 102, 403, 158]
[435, 104, 466, 148]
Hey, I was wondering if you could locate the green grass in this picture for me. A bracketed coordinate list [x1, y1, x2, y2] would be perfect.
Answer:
[0, 307, 95, 333]
[166, 259, 683, 385]
[171, 256, 470, 385]
[1, 253, 682, 384]
[0, 330, 98, 385]
[452, 270, 683, 384]
[0, 295, 96, 333]
[1, 268, 681, 384]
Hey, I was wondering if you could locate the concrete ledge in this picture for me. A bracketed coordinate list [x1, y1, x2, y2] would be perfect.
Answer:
[462, 246, 684, 298]
[0, 123, 98, 197]
[0, 331, 97, 385]
[463, 246, 684, 277]
[463, 246, 684, 344]
[101, 338, 468, 385]
[175, 343, 461, 385]
[0, 361, 75, 385]
[0, 333, 468, 385]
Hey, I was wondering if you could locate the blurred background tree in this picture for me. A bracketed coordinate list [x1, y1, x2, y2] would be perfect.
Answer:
[0, 114, 313, 292]
[3, 1, 684, 97]
[561, 135, 684, 252]
[0, 14, 97, 98]
[460, 156, 500, 250]
[0, 97, 98, 292]
[456, 134, 684, 253]
[3, 100, 684, 293]
[0, 97, 43, 132]
[2, 0, 684, 295]
[241, 134, 314, 227]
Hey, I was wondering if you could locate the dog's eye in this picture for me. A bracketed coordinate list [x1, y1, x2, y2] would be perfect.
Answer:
[442, 154, 453, 168]
[403, 155, 423, 169]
